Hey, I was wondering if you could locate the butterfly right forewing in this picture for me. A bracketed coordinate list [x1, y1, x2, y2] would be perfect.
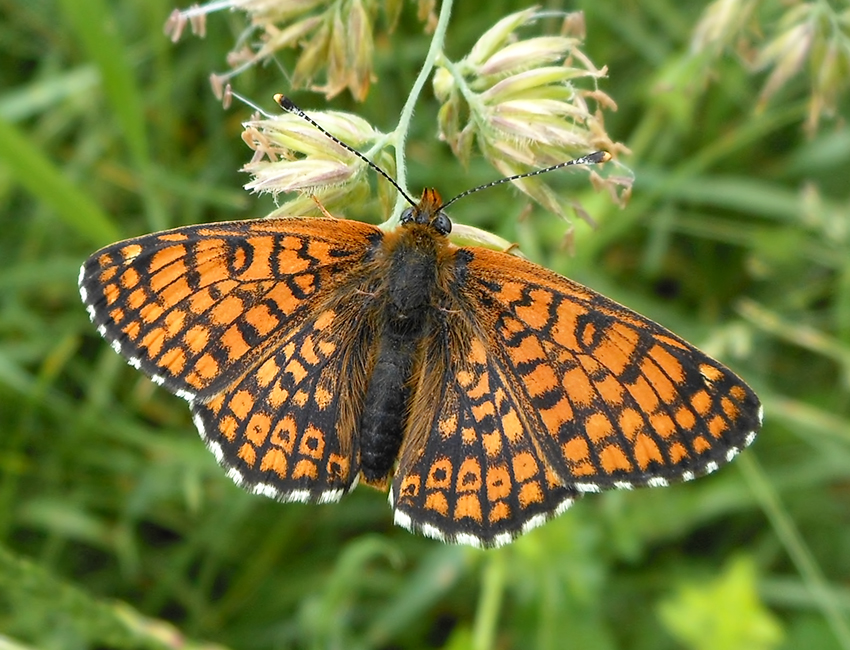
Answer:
[458, 247, 762, 493]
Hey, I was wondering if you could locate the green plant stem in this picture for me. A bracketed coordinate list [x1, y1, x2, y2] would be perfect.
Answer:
[740, 454, 850, 650]
[473, 551, 506, 650]
[386, 0, 454, 223]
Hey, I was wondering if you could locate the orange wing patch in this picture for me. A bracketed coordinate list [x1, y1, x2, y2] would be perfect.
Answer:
[460, 247, 761, 493]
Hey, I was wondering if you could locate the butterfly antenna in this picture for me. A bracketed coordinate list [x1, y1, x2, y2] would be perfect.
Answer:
[273, 94, 417, 207]
[438, 150, 612, 211]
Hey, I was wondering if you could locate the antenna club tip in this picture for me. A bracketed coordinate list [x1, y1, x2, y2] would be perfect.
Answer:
[273, 94, 294, 110]
[599, 151, 613, 163]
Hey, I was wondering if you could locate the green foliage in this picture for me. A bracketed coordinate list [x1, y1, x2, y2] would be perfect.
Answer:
[658, 555, 783, 650]
[2, 0, 850, 648]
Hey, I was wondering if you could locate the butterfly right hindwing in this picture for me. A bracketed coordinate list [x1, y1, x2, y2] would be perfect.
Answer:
[391, 290, 579, 548]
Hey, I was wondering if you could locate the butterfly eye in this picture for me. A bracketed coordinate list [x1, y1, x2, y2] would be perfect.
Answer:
[433, 212, 452, 235]
[400, 207, 415, 224]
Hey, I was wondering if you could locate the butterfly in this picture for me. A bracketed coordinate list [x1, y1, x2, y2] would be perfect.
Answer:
[79, 176, 762, 547]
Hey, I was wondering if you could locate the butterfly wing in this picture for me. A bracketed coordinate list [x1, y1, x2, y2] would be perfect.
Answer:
[391, 320, 580, 547]
[79, 218, 381, 400]
[391, 245, 761, 547]
[457, 247, 762, 493]
[189, 298, 377, 502]
[80, 217, 383, 501]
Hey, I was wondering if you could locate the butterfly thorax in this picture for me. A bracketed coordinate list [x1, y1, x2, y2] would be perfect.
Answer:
[358, 197, 458, 488]
[384, 226, 443, 316]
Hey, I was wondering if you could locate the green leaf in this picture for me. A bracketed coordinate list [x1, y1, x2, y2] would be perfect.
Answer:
[0, 115, 119, 245]
[658, 556, 784, 650]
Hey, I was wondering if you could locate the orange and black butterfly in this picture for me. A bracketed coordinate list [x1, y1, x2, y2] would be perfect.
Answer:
[79, 100, 761, 549]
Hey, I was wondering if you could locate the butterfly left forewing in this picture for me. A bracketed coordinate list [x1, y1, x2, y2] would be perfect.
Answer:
[79, 217, 381, 401]
[458, 247, 762, 493]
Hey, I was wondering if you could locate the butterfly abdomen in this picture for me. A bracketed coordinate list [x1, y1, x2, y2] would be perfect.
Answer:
[359, 324, 423, 485]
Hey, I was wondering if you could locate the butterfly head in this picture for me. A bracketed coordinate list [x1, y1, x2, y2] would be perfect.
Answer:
[400, 188, 452, 236]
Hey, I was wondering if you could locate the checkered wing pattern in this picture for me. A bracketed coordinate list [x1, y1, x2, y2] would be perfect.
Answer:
[459, 248, 762, 493]
[392, 326, 580, 548]
[79, 217, 383, 501]
[189, 301, 376, 502]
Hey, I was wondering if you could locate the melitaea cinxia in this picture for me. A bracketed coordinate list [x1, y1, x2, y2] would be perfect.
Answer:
[79, 189, 761, 548]
[79, 115, 761, 548]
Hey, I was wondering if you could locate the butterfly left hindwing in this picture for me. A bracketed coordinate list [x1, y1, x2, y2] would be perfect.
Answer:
[190, 300, 378, 503]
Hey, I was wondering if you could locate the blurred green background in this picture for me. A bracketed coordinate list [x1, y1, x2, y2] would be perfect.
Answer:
[2, 0, 850, 648]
